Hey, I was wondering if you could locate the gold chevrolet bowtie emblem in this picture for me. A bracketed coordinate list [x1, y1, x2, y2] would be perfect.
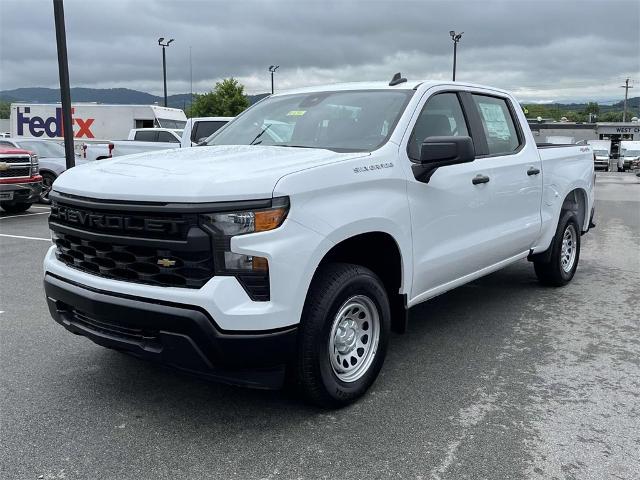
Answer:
[0, 162, 9, 172]
[157, 258, 176, 267]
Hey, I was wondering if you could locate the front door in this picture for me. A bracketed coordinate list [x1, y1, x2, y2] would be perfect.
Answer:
[402, 90, 496, 301]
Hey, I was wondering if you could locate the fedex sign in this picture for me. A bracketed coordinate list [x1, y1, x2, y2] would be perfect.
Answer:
[16, 107, 95, 138]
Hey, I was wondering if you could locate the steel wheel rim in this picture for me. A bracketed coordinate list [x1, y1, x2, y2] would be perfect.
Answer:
[560, 224, 577, 273]
[328, 295, 380, 383]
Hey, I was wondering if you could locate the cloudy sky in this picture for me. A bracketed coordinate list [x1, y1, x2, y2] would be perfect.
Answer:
[1, 0, 639, 103]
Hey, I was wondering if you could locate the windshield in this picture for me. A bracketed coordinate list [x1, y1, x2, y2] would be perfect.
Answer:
[623, 150, 640, 157]
[206, 90, 413, 152]
[16, 140, 65, 158]
[157, 118, 187, 129]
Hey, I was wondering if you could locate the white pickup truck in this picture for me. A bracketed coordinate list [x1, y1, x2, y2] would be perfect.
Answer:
[44, 78, 595, 407]
[83, 118, 233, 161]
[83, 128, 183, 161]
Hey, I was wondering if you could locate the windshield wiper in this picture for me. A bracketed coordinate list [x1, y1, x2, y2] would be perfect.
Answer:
[272, 144, 315, 149]
[249, 124, 274, 145]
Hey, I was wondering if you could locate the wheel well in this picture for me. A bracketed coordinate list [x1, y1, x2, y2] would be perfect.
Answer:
[317, 232, 407, 333]
[562, 188, 587, 232]
[39, 169, 56, 178]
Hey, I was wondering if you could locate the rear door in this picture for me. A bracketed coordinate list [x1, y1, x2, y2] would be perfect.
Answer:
[467, 92, 542, 259]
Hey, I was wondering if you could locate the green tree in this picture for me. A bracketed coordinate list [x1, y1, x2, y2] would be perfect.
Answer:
[584, 102, 599, 115]
[599, 111, 624, 122]
[0, 100, 10, 119]
[187, 78, 249, 117]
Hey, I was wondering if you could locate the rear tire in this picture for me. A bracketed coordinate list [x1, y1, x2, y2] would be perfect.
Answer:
[0, 202, 31, 214]
[295, 263, 390, 408]
[534, 211, 581, 287]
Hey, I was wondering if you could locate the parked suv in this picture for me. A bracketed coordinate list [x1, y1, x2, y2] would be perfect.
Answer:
[44, 79, 595, 407]
[0, 147, 42, 213]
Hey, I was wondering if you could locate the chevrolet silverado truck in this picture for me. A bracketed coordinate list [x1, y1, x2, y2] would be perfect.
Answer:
[0, 138, 87, 203]
[0, 147, 42, 213]
[83, 128, 183, 161]
[43, 78, 595, 407]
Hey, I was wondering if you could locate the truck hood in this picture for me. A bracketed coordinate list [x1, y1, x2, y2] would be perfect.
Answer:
[53, 145, 369, 202]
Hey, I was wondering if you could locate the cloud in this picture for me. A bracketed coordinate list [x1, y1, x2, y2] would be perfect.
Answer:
[1, 0, 639, 102]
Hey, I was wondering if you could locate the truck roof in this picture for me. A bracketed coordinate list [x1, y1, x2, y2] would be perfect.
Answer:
[273, 80, 512, 96]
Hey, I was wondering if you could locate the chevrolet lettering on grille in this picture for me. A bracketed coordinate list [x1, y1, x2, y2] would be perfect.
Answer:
[50, 204, 185, 235]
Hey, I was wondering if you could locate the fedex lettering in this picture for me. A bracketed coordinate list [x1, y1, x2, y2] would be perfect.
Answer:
[16, 107, 95, 139]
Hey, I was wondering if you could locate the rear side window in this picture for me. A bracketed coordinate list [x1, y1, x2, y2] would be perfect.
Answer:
[472, 95, 521, 155]
[157, 131, 179, 143]
[408, 93, 469, 160]
[192, 121, 227, 143]
[134, 130, 157, 142]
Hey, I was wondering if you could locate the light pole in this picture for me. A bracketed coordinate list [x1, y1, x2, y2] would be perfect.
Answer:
[269, 65, 279, 94]
[53, 0, 74, 169]
[449, 31, 463, 81]
[158, 37, 174, 107]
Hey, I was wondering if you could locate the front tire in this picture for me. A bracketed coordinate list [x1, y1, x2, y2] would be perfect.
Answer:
[296, 263, 390, 408]
[534, 211, 581, 286]
[0, 202, 31, 214]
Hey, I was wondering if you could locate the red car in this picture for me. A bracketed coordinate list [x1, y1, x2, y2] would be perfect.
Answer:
[0, 147, 42, 213]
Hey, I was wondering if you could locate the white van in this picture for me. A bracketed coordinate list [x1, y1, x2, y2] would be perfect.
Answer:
[619, 141, 640, 172]
[587, 140, 611, 171]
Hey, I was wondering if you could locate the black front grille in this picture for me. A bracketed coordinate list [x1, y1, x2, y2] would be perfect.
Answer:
[53, 231, 214, 288]
[1, 156, 31, 164]
[0, 167, 30, 178]
[49, 196, 215, 289]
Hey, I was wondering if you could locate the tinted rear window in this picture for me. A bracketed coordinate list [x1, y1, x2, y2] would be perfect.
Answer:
[192, 121, 227, 143]
[134, 131, 157, 141]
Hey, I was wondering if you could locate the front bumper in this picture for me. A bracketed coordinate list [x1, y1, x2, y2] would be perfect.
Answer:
[44, 273, 298, 388]
[0, 179, 42, 204]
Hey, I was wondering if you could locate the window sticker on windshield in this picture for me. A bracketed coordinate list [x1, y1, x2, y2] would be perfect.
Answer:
[287, 110, 306, 116]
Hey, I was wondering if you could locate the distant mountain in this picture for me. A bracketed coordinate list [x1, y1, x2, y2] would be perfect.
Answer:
[612, 96, 639, 109]
[0, 87, 270, 109]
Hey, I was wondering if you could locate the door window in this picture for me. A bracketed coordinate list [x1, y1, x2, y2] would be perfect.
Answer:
[472, 95, 521, 155]
[408, 93, 469, 160]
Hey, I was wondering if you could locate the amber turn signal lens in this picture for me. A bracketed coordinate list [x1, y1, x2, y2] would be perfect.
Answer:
[252, 256, 269, 272]
[255, 207, 288, 232]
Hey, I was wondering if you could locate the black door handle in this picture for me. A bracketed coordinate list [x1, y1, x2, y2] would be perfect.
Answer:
[527, 167, 541, 176]
[472, 174, 490, 185]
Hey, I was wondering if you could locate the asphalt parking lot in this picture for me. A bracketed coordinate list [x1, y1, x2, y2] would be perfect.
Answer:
[1, 172, 639, 480]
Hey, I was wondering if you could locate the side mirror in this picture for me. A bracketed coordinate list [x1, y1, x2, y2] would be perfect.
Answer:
[413, 136, 475, 183]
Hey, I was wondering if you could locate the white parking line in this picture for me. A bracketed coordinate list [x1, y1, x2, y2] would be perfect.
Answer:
[0, 233, 51, 242]
[0, 211, 50, 220]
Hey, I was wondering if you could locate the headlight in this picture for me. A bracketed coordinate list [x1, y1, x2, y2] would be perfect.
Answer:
[201, 206, 288, 237]
[199, 197, 289, 301]
[30, 154, 39, 175]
